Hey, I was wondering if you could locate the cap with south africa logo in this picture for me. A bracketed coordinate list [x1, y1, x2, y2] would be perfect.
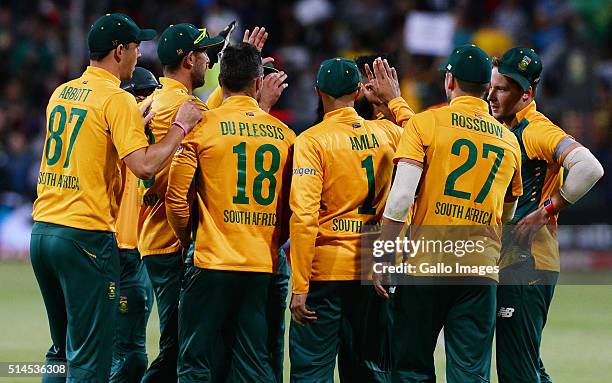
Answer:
[496, 47, 543, 91]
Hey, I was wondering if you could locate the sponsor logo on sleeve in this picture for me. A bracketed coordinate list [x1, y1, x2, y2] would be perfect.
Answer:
[292, 167, 318, 176]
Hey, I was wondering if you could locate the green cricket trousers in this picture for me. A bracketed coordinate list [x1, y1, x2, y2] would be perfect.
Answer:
[30, 221, 120, 383]
[392, 277, 497, 383]
[109, 249, 154, 383]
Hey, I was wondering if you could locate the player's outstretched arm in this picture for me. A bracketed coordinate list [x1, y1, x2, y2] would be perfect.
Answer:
[375, 159, 423, 298]
[166, 137, 199, 247]
[124, 100, 202, 180]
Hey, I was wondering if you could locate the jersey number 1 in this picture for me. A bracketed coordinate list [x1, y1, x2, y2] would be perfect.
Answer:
[233, 142, 281, 206]
[45, 105, 87, 168]
[359, 155, 377, 215]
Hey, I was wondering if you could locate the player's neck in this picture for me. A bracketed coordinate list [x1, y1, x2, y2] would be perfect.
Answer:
[222, 90, 256, 100]
[322, 99, 354, 114]
[222, 84, 257, 101]
[448, 89, 483, 101]
[164, 72, 193, 95]
[506, 98, 533, 126]
[89, 61, 121, 81]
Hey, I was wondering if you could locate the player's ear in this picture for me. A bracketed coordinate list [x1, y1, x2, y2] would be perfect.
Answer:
[316, 87, 321, 97]
[113, 45, 123, 63]
[523, 86, 534, 101]
[354, 84, 363, 100]
[255, 76, 263, 95]
[446, 72, 455, 91]
[184, 52, 195, 69]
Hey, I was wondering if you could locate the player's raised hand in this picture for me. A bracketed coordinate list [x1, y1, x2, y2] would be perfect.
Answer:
[258, 70, 288, 113]
[290, 293, 317, 325]
[371, 57, 401, 104]
[243, 26, 268, 51]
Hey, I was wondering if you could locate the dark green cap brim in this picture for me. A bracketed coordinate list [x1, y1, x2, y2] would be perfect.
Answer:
[137, 29, 157, 42]
[498, 64, 531, 91]
[194, 35, 224, 50]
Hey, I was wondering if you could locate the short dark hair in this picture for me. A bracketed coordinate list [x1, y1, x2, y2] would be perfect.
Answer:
[219, 42, 263, 92]
[89, 49, 113, 61]
[455, 77, 489, 98]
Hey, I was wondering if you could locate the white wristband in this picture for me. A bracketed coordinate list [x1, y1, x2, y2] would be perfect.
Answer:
[383, 161, 423, 222]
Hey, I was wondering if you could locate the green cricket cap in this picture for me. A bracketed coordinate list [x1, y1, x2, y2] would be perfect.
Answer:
[88, 13, 156, 54]
[440, 44, 492, 84]
[121, 67, 161, 93]
[316, 58, 360, 98]
[497, 47, 543, 91]
[157, 23, 224, 66]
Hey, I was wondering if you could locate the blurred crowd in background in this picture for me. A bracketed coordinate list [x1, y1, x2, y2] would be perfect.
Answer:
[0, 0, 610, 254]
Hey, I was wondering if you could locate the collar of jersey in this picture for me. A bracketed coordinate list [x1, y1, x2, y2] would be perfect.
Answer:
[221, 95, 259, 109]
[159, 77, 189, 93]
[449, 95, 488, 112]
[323, 107, 360, 121]
[514, 100, 536, 123]
[84, 66, 121, 87]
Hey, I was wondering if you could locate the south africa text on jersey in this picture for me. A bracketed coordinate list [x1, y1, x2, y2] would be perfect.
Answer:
[38, 172, 80, 190]
[435, 201, 493, 224]
[224, 209, 279, 227]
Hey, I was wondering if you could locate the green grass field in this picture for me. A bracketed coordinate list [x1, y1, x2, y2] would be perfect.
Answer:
[1, 261, 611, 382]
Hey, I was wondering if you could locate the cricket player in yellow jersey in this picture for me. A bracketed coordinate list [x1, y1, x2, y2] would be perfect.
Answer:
[136, 23, 225, 382]
[488, 47, 604, 383]
[166, 42, 295, 382]
[137, 23, 284, 381]
[289, 58, 404, 383]
[369, 46, 522, 383]
[207, 32, 292, 383]
[30, 13, 202, 383]
[109, 67, 160, 383]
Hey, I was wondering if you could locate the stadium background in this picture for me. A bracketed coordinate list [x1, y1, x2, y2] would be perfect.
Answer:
[0, 0, 610, 382]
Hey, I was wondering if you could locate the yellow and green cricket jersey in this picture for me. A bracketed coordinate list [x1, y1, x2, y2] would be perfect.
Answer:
[33, 66, 148, 232]
[166, 95, 295, 273]
[206, 85, 223, 109]
[116, 165, 139, 249]
[391, 96, 523, 279]
[290, 107, 404, 294]
[137, 77, 208, 256]
[506, 101, 571, 272]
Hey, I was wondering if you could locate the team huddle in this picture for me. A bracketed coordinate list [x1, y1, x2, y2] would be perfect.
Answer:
[30, 12, 604, 383]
